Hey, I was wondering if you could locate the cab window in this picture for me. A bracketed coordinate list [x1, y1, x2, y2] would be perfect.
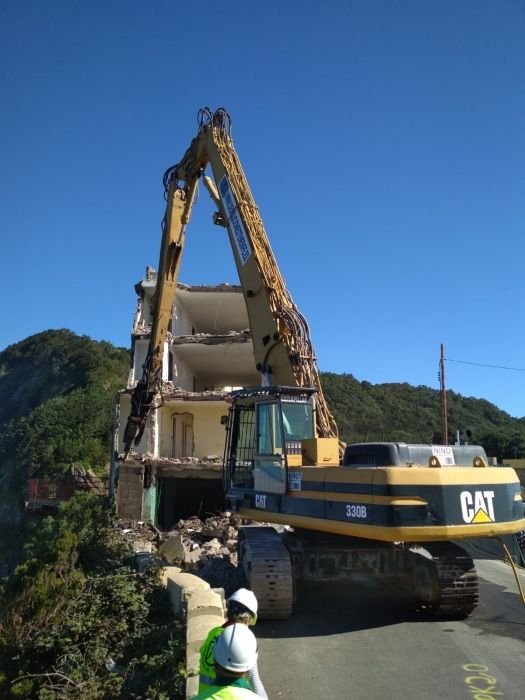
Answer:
[257, 402, 283, 455]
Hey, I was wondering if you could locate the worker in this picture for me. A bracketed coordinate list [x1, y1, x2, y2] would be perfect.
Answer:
[193, 623, 260, 699]
[199, 588, 267, 698]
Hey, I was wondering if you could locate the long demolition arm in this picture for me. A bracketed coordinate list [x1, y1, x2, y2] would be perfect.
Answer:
[122, 159, 200, 454]
[123, 107, 338, 455]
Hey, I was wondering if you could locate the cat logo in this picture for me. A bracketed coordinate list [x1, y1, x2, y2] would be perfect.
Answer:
[460, 490, 495, 524]
[255, 494, 267, 509]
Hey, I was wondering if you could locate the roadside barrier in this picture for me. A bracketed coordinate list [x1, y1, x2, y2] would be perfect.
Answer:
[161, 567, 226, 699]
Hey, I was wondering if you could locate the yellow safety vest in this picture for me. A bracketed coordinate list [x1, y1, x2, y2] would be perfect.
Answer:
[199, 626, 224, 691]
[193, 677, 257, 699]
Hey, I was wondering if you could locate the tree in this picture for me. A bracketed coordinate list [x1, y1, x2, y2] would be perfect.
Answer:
[0, 494, 186, 699]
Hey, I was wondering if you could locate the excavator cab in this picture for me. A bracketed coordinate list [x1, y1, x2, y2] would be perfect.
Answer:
[224, 386, 318, 497]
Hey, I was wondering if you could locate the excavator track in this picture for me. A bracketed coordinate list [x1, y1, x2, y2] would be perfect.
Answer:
[424, 542, 479, 619]
[238, 526, 293, 619]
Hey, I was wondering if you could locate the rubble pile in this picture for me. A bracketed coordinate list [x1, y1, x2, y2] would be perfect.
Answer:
[132, 453, 224, 471]
[160, 383, 231, 402]
[115, 512, 262, 595]
[115, 518, 162, 554]
[160, 512, 250, 595]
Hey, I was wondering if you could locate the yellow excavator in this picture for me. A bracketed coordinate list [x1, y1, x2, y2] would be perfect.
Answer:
[123, 107, 525, 620]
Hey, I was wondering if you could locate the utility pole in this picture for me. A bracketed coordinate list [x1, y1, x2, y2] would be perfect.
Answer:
[440, 343, 448, 445]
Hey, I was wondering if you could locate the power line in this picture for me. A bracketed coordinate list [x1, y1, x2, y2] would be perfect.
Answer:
[446, 357, 525, 372]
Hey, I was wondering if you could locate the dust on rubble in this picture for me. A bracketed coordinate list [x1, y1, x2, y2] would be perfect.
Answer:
[115, 512, 257, 596]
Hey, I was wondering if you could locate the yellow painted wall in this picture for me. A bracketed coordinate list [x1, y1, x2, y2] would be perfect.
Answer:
[158, 401, 229, 458]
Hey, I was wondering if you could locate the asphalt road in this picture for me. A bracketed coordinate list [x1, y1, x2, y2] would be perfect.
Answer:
[256, 544, 525, 699]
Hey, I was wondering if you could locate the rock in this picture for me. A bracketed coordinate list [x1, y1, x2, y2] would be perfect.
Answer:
[132, 539, 153, 553]
[159, 532, 185, 564]
[201, 526, 222, 539]
[184, 547, 203, 569]
[224, 526, 237, 540]
[202, 538, 221, 552]
[131, 552, 164, 571]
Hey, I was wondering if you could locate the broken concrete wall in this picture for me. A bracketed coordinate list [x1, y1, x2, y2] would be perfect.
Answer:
[130, 338, 149, 387]
[170, 352, 194, 391]
[115, 277, 258, 524]
[143, 483, 157, 524]
[172, 295, 193, 336]
[115, 462, 145, 520]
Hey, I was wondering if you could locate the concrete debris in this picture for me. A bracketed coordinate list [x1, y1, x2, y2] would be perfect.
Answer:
[131, 322, 150, 338]
[115, 518, 162, 548]
[115, 512, 259, 595]
[132, 539, 154, 553]
[164, 512, 252, 595]
[159, 384, 232, 402]
[172, 330, 251, 345]
[177, 282, 241, 293]
[159, 532, 185, 562]
[195, 555, 247, 597]
[134, 453, 224, 472]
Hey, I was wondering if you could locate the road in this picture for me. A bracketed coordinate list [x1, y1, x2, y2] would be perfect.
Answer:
[256, 544, 525, 699]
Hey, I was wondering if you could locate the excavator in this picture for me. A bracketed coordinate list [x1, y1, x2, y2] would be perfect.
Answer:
[123, 107, 525, 620]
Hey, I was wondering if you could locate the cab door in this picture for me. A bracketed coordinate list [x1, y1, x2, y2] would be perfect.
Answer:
[254, 401, 287, 494]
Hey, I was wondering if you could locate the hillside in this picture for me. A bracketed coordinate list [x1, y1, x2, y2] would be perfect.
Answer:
[321, 372, 525, 459]
[1, 330, 524, 518]
[0, 330, 130, 525]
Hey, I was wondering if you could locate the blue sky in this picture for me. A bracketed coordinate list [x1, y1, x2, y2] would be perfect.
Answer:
[1, 1, 524, 418]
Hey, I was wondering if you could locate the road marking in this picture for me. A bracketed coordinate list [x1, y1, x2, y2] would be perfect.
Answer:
[463, 664, 502, 698]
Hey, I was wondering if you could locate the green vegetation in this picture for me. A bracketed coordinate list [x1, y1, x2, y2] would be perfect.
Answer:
[0, 329, 523, 696]
[0, 329, 130, 481]
[0, 332, 186, 697]
[0, 331, 523, 506]
[320, 372, 525, 460]
[0, 493, 186, 699]
[0, 329, 130, 589]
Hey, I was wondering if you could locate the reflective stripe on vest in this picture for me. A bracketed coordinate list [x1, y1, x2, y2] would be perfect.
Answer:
[195, 681, 255, 699]
[200, 673, 216, 687]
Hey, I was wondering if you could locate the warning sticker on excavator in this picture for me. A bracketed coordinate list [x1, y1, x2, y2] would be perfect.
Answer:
[460, 490, 495, 523]
[431, 445, 455, 465]
[288, 472, 302, 491]
[218, 175, 252, 265]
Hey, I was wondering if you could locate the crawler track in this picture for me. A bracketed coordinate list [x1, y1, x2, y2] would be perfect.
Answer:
[425, 541, 479, 619]
[238, 526, 293, 619]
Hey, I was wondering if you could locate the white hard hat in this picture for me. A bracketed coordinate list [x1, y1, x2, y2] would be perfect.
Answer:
[227, 588, 258, 617]
[213, 623, 258, 673]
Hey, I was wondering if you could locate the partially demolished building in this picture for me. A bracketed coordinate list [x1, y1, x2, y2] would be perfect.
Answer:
[112, 268, 259, 529]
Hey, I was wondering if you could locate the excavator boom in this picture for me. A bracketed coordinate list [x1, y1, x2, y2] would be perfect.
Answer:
[123, 107, 338, 456]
